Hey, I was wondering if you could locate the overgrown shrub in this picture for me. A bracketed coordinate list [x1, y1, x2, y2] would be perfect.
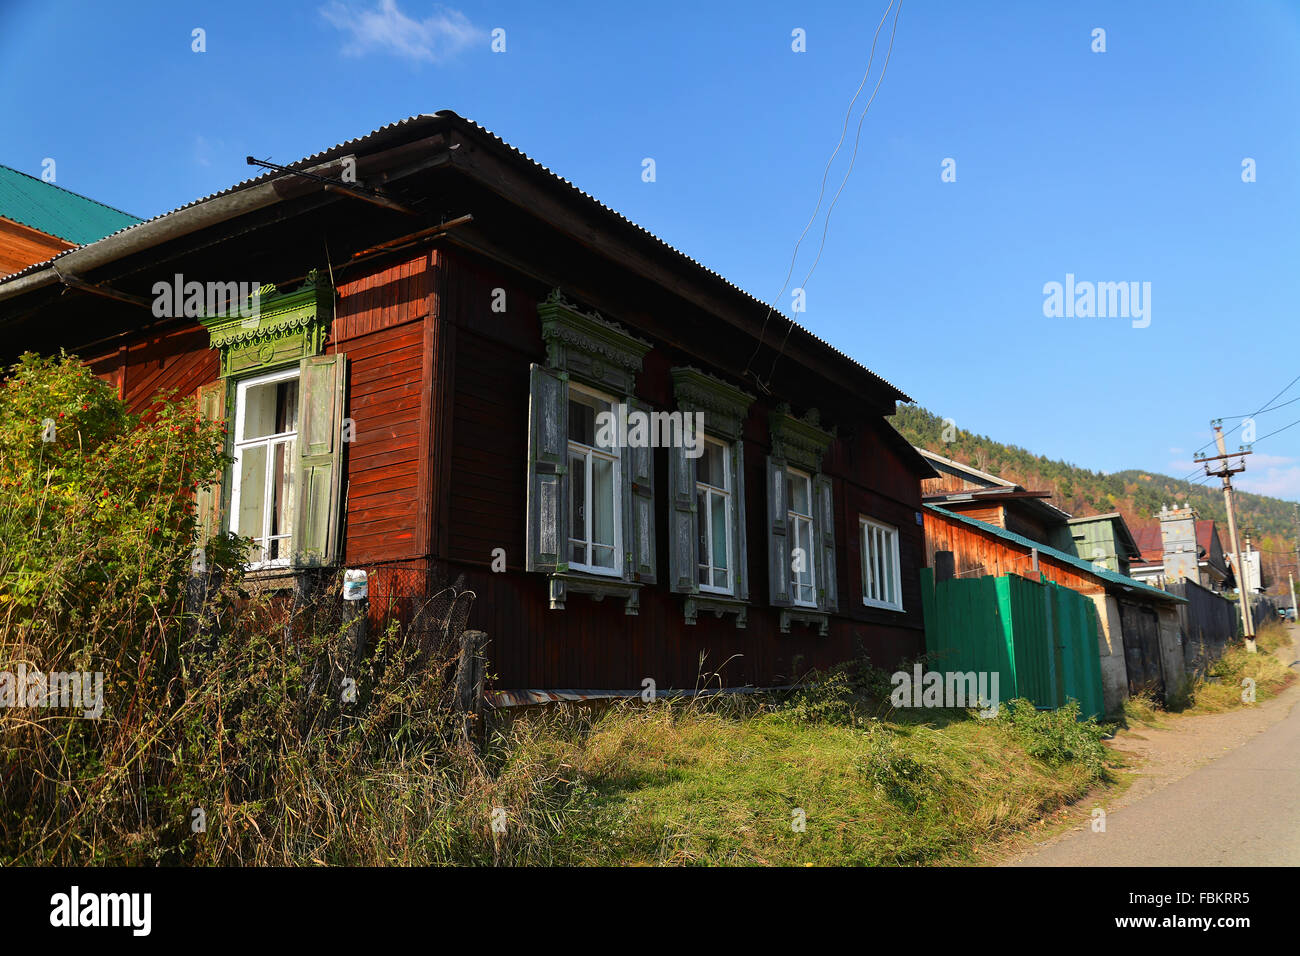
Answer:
[0, 353, 528, 865]
[996, 698, 1108, 777]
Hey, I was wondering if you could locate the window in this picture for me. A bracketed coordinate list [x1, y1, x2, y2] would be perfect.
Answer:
[787, 468, 816, 607]
[861, 516, 902, 610]
[230, 367, 299, 567]
[567, 384, 622, 576]
[696, 437, 734, 594]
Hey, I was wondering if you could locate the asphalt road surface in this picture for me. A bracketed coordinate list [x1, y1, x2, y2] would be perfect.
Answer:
[1014, 680, 1300, 866]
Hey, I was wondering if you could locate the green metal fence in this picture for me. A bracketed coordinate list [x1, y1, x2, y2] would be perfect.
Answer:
[920, 569, 1106, 719]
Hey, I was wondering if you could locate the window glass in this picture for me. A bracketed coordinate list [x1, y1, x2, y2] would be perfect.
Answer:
[566, 385, 621, 576]
[232, 370, 299, 567]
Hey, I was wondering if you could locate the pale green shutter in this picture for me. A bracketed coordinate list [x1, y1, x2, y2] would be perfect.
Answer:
[732, 442, 749, 602]
[626, 397, 657, 584]
[292, 354, 346, 568]
[194, 379, 228, 544]
[766, 456, 792, 607]
[667, 436, 698, 594]
[814, 473, 838, 612]
[526, 364, 568, 573]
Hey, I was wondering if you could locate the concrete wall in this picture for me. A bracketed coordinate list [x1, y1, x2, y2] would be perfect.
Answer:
[1090, 593, 1130, 716]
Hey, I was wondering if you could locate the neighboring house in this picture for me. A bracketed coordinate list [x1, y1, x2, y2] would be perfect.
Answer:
[0, 164, 140, 277]
[916, 447, 1072, 546]
[0, 112, 936, 696]
[923, 504, 1187, 712]
[1055, 513, 1142, 577]
[1130, 506, 1231, 591]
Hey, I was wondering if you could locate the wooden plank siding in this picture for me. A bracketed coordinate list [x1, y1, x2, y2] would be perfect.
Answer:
[923, 508, 1103, 594]
[0, 216, 72, 277]
[433, 246, 925, 690]
[69, 240, 929, 692]
[327, 251, 433, 565]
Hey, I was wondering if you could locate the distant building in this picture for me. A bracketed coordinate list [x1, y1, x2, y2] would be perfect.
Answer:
[1129, 505, 1231, 591]
[1056, 513, 1142, 577]
[915, 447, 1072, 546]
[0, 164, 139, 277]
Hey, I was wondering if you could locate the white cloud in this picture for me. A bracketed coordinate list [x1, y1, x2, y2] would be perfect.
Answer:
[321, 0, 483, 63]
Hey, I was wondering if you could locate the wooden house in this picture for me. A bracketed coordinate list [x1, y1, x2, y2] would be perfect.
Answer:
[1055, 513, 1142, 577]
[923, 504, 1187, 711]
[0, 113, 935, 698]
[916, 447, 1071, 545]
[0, 164, 140, 277]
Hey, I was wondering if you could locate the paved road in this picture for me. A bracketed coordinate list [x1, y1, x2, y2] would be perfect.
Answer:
[1014, 685, 1300, 866]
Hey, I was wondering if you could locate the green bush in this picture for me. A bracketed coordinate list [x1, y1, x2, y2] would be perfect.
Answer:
[995, 698, 1107, 777]
[0, 353, 519, 865]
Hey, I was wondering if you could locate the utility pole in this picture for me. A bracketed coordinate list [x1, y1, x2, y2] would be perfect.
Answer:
[1290, 572, 1296, 627]
[1195, 421, 1255, 651]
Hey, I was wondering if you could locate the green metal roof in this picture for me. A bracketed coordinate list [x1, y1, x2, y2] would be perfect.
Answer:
[927, 504, 1186, 604]
[0, 164, 141, 246]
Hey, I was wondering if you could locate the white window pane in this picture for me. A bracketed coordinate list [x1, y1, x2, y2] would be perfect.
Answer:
[697, 490, 709, 568]
[711, 491, 728, 573]
[592, 455, 615, 546]
[241, 378, 297, 441]
[701, 441, 727, 489]
[271, 440, 295, 540]
[569, 390, 614, 449]
[790, 473, 810, 516]
[591, 543, 617, 570]
[237, 444, 267, 541]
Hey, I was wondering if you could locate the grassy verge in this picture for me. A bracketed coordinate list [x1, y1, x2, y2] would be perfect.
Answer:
[485, 671, 1112, 867]
[1123, 620, 1295, 725]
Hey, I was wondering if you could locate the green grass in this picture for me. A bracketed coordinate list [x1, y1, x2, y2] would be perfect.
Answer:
[493, 689, 1112, 867]
[1120, 620, 1295, 725]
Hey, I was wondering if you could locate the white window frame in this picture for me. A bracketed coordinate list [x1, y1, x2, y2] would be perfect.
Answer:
[566, 382, 623, 578]
[787, 467, 817, 608]
[861, 515, 903, 611]
[229, 366, 299, 569]
[696, 436, 734, 595]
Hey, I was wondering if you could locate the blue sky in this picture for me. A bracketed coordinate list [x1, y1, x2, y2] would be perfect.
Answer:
[3, 0, 1298, 498]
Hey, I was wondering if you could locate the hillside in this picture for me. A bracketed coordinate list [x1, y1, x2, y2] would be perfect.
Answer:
[893, 405, 1299, 596]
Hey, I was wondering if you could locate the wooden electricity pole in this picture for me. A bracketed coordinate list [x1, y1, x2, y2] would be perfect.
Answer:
[1196, 422, 1255, 651]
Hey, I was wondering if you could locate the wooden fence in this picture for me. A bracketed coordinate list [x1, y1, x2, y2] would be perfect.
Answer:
[1166, 579, 1236, 675]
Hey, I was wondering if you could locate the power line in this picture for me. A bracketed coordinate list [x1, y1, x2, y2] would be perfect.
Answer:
[764, 0, 903, 389]
[1183, 372, 1300, 478]
[742, 0, 898, 387]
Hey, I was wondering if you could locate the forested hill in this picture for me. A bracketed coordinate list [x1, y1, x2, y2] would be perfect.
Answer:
[892, 405, 1299, 593]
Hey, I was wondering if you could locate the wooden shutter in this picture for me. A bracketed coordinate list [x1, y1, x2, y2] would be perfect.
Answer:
[732, 442, 749, 602]
[625, 398, 657, 584]
[526, 364, 568, 573]
[766, 456, 791, 607]
[814, 473, 838, 613]
[667, 434, 698, 594]
[292, 354, 346, 568]
[194, 379, 227, 544]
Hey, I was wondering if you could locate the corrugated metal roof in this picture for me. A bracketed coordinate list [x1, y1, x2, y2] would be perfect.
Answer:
[927, 504, 1186, 604]
[0, 112, 913, 401]
[0, 164, 141, 245]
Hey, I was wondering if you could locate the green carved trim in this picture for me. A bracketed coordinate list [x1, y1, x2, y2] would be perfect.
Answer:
[769, 404, 836, 472]
[201, 272, 334, 377]
[538, 289, 650, 393]
[671, 366, 754, 441]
